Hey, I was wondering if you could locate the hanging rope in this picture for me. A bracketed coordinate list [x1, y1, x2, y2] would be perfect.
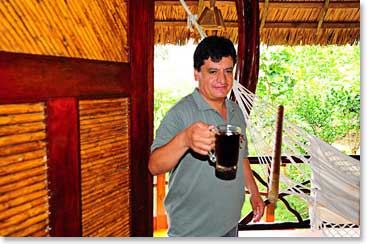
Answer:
[179, 0, 207, 39]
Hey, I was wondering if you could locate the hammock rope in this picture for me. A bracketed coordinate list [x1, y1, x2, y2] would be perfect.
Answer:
[179, 0, 207, 38]
[233, 80, 360, 237]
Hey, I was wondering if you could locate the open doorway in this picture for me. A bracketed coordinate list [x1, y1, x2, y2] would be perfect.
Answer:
[151, 42, 360, 236]
[152, 42, 197, 236]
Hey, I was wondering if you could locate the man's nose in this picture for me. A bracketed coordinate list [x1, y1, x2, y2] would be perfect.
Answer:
[217, 70, 226, 83]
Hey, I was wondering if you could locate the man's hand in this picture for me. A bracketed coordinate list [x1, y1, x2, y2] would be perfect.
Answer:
[184, 121, 215, 155]
[250, 194, 265, 222]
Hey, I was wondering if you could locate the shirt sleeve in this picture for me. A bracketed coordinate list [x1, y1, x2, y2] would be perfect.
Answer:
[151, 107, 184, 152]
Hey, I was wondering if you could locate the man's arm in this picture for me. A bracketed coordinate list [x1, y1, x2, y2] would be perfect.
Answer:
[243, 157, 265, 222]
[148, 121, 215, 176]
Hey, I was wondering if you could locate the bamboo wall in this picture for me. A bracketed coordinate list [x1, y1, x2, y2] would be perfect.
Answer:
[0, 0, 128, 62]
[0, 103, 49, 236]
[0, 98, 133, 237]
[79, 98, 131, 237]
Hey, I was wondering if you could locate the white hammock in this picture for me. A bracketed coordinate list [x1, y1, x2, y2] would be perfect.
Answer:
[232, 80, 360, 237]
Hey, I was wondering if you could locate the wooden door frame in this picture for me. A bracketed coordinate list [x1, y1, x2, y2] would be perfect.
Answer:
[129, 0, 154, 237]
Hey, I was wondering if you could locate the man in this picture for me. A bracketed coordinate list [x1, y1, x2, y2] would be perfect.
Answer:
[149, 36, 264, 237]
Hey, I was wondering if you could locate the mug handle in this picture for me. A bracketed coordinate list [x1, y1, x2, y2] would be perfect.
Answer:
[208, 149, 216, 162]
[208, 126, 219, 162]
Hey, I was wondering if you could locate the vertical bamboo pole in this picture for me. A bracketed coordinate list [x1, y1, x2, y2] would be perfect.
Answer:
[266, 105, 284, 222]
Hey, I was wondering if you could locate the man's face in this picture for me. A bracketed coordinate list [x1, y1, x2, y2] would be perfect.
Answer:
[194, 56, 234, 103]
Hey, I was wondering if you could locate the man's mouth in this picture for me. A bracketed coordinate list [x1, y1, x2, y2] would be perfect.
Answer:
[214, 85, 227, 90]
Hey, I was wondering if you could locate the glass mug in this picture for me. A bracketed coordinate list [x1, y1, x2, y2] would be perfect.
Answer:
[208, 124, 245, 180]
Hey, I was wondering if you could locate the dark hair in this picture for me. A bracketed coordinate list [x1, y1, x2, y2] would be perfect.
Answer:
[193, 36, 237, 71]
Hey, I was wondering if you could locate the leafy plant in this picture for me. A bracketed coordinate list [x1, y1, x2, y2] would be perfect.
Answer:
[257, 44, 360, 154]
[153, 89, 183, 135]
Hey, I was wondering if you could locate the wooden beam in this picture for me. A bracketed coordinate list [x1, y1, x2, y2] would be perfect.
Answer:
[155, 20, 360, 29]
[155, 0, 360, 9]
[260, 0, 269, 31]
[239, 220, 310, 230]
[264, 22, 360, 29]
[155, 0, 235, 7]
[248, 155, 359, 165]
[259, 1, 359, 9]
[317, 0, 330, 33]
[0, 51, 130, 104]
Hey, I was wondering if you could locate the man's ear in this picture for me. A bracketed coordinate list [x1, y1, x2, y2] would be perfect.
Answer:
[194, 69, 200, 81]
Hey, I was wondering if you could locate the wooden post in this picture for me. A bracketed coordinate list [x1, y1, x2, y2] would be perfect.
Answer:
[47, 98, 81, 236]
[266, 105, 284, 222]
[129, 0, 154, 236]
[155, 174, 168, 230]
[265, 166, 274, 222]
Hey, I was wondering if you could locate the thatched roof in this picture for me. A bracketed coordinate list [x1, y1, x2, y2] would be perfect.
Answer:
[0, 0, 129, 62]
[154, 0, 360, 46]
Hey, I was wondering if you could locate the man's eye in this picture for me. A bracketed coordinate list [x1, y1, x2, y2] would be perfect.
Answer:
[209, 70, 216, 74]
[226, 70, 233, 74]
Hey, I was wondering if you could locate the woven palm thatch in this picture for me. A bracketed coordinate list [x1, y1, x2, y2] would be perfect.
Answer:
[154, 0, 360, 46]
[0, 0, 128, 62]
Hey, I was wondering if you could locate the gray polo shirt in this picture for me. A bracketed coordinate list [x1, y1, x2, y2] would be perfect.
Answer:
[151, 88, 248, 237]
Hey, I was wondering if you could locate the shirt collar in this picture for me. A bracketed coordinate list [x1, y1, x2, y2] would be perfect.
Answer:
[192, 88, 212, 111]
[192, 88, 235, 114]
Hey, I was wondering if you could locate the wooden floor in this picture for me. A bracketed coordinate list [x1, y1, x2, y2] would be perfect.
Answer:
[238, 229, 324, 237]
[153, 228, 325, 237]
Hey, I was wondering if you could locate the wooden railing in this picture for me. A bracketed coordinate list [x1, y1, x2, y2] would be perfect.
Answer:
[153, 174, 168, 230]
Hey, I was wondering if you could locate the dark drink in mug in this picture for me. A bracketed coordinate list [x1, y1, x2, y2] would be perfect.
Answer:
[209, 124, 243, 180]
[215, 133, 240, 168]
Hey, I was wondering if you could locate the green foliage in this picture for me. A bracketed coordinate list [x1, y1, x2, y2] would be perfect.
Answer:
[257, 44, 360, 152]
[290, 84, 360, 144]
[249, 44, 360, 222]
[154, 89, 183, 135]
[258, 46, 297, 105]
